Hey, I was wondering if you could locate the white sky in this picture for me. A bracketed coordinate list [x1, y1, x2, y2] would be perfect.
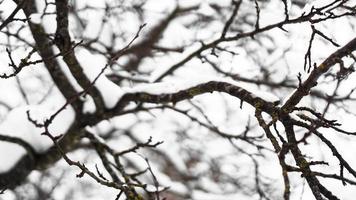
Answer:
[0, 0, 355, 199]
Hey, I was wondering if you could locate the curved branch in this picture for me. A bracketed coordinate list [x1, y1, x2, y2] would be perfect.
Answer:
[0, 134, 37, 158]
[0, 154, 35, 190]
[0, 122, 83, 190]
[0, 134, 37, 190]
[104, 81, 280, 123]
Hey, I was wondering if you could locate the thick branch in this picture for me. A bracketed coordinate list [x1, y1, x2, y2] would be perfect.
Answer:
[282, 118, 340, 200]
[0, 80, 280, 190]
[54, 0, 105, 113]
[282, 37, 356, 113]
[0, 122, 84, 190]
[105, 81, 280, 123]
[0, 134, 37, 158]
[14, 0, 82, 113]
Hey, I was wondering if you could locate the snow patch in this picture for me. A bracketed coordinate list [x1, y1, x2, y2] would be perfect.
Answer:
[76, 49, 125, 108]
[0, 105, 74, 172]
[29, 13, 42, 24]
